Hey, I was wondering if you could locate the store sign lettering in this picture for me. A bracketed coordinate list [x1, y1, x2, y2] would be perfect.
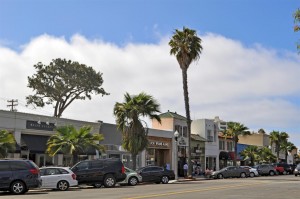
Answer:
[149, 141, 169, 147]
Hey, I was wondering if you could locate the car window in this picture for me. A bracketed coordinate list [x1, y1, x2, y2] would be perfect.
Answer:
[58, 168, 69, 174]
[0, 161, 11, 171]
[44, 168, 60, 175]
[91, 161, 103, 169]
[152, 167, 163, 172]
[76, 162, 90, 170]
[143, 167, 154, 172]
[11, 161, 30, 171]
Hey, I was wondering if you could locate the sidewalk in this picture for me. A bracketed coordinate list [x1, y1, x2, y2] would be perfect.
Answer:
[169, 175, 208, 183]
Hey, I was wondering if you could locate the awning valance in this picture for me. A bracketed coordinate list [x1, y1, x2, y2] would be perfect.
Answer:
[22, 134, 49, 153]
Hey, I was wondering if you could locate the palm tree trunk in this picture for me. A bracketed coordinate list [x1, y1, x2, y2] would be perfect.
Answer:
[234, 136, 238, 166]
[181, 69, 192, 177]
[132, 154, 137, 170]
[73, 153, 78, 166]
[276, 144, 280, 162]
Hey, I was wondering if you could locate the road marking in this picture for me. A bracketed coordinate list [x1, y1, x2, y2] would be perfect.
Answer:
[123, 182, 265, 199]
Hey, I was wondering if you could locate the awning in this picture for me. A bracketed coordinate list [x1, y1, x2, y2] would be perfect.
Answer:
[228, 152, 235, 160]
[219, 151, 229, 160]
[22, 134, 49, 153]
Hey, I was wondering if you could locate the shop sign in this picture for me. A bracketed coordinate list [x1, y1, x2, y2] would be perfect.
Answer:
[26, 120, 55, 131]
[149, 141, 169, 148]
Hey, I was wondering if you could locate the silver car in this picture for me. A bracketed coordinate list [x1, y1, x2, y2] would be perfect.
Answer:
[241, 166, 259, 177]
[119, 167, 142, 186]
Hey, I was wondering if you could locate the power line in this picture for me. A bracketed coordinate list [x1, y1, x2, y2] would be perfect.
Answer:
[7, 99, 18, 112]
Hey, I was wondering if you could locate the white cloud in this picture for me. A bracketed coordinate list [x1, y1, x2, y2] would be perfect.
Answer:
[0, 33, 300, 146]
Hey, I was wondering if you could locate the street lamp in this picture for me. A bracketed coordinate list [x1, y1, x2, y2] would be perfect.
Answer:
[174, 130, 179, 180]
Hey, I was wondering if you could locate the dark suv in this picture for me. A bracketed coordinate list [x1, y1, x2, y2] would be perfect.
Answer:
[0, 159, 42, 194]
[71, 158, 126, 188]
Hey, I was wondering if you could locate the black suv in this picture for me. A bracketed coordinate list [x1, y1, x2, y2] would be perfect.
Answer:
[0, 159, 42, 194]
[274, 163, 293, 174]
[71, 158, 126, 188]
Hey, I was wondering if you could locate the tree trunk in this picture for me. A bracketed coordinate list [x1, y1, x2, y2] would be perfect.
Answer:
[234, 136, 238, 166]
[181, 69, 192, 177]
[72, 153, 78, 166]
[276, 144, 280, 162]
[132, 153, 137, 170]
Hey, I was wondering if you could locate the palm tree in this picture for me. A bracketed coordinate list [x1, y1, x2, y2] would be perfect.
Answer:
[225, 122, 250, 166]
[280, 141, 296, 163]
[258, 146, 277, 163]
[240, 145, 259, 166]
[46, 125, 104, 165]
[169, 27, 203, 176]
[269, 131, 289, 162]
[294, 8, 300, 51]
[114, 92, 161, 170]
[0, 130, 16, 158]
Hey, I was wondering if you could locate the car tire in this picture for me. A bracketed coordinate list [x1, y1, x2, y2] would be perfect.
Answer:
[249, 172, 255, 178]
[128, 177, 138, 186]
[93, 183, 102, 188]
[10, 181, 26, 195]
[240, 172, 246, 178]
[103, 174, 116, 188]
[161, 176, 169, 184]
[283, 171, 287, 175]
[57, 180, 69, 191]
[217, 174, 223, 179]
[269, 171, 275, 176]
[295, 174, 298, 177]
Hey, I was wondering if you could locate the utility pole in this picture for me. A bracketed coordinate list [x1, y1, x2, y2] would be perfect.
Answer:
[7, 99, 18, 111]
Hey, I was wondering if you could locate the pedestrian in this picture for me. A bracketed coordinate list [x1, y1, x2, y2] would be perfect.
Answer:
[183, 163, 188, 178]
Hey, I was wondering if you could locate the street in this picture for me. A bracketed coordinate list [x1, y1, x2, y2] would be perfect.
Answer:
[1, 175, 299, 199]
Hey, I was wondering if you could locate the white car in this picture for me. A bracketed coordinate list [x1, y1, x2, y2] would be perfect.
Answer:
[241, 166, 259, 177]
[119, 167, 142, 186]
[40, 167, 78, 191]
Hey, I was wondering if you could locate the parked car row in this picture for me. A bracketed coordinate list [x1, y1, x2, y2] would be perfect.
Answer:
[0, 158, 175, 195]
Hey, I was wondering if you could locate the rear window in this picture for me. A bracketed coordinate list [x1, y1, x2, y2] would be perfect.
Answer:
[11, 161, 30, 171]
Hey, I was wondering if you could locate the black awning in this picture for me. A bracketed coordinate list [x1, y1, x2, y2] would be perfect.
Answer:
[219, 151, 229, 160]
[22, 134, 49, 153]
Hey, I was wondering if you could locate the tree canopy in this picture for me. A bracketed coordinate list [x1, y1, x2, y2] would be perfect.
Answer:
[26, 58, 109, 118]
[294, 8, 300, 51]
[0, 130, 16, 158]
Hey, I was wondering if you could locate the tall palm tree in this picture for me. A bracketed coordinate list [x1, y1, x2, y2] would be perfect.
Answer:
[269, 131, 289, 162]
[169, 27, 203, 176]
[240, 145, 259, 166]
[0, 130, 16, 158]
[46, 125, 104, 165]
[258, 146, 277, 163]
[294, 8, 300, 51]
[225, 122, 250, 166]
[114, 92, 161, 170]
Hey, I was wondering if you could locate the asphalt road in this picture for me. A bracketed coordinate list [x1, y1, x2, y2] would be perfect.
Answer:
[1, 175, 299, 199]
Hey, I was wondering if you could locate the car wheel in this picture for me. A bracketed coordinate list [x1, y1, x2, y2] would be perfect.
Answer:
[283, 171, 287, 175]
[269, 171, 275, 176]
[93, 183, 102, 188]
[161, 176, 169, 184]
[217, 174, 223, 179]
[103, 174, 116, 188]
[10, 181, 26, 195]
[249, 172, 255, 178]
[295, 174, 298, 177]
[128, 177, 138, 186]
[57, 180, 69, 191]
[240, 172, 246, 178]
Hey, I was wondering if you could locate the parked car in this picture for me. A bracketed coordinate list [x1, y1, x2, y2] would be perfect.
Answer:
[119, 167, 142, 186]
[293, 164, 300, 176]
[272, 163, 285, 175]
[253, 164, 276, 176]
[0, 159, 42, 194]
[71, 158, 126, 188]
[274, 163, 293, 174]
[211, 166, 250, 179]
[240, 166, 259, 177]
[40, 167, 78, 191]
[137, 166, 175, 184]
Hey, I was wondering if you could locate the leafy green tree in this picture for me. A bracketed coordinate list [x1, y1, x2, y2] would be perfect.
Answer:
[114, 92, 161, 170]
[0, 130, 16, 158]
[46, 125, 104, 165]
[26, 58, 108, 118]
[294, 8, 300, 51]
[240, 145, 259, 166]
[225, 122, 250, 166]
[269, 131, 289, 162]
[169, 27, 203, 176]
[258, 146, 276, 163]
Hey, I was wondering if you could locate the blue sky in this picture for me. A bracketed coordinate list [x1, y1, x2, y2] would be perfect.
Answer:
[0, 0, 300, 148]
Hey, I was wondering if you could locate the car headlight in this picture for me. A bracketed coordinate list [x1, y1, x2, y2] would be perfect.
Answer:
[295, 169, 298, 172]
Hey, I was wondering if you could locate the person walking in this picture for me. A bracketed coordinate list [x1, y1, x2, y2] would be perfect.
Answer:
[183, 163, 188, 178]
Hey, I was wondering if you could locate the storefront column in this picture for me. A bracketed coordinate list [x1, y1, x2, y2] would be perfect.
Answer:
[141, 150, 146, 167]
[13, 131, 21, 144]
[57, 154, 63, 166]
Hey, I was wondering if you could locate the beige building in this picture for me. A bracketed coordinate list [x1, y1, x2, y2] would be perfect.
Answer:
[238, 130, 269, 147]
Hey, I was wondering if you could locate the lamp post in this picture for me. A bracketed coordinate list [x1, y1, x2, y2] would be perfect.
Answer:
[174, 130, 179, 180]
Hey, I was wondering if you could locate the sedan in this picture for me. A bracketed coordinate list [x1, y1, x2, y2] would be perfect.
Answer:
[293, 164, 300, 176]
[40, 167, 78, 191]
[211, 166, 250, 179]
[137, 166, 175, 184]
[119, 167, 142, 186]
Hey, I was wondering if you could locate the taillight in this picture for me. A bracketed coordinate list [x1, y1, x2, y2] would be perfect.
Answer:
[30, 168, 39, 175]
[121, 165, 125, 174]
[71, 173, 76, 180]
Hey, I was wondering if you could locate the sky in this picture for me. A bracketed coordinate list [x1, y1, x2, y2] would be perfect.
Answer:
[0, 0, 300, 147]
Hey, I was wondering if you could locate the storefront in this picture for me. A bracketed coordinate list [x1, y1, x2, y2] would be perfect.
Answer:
[146, 136, 172, 168]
